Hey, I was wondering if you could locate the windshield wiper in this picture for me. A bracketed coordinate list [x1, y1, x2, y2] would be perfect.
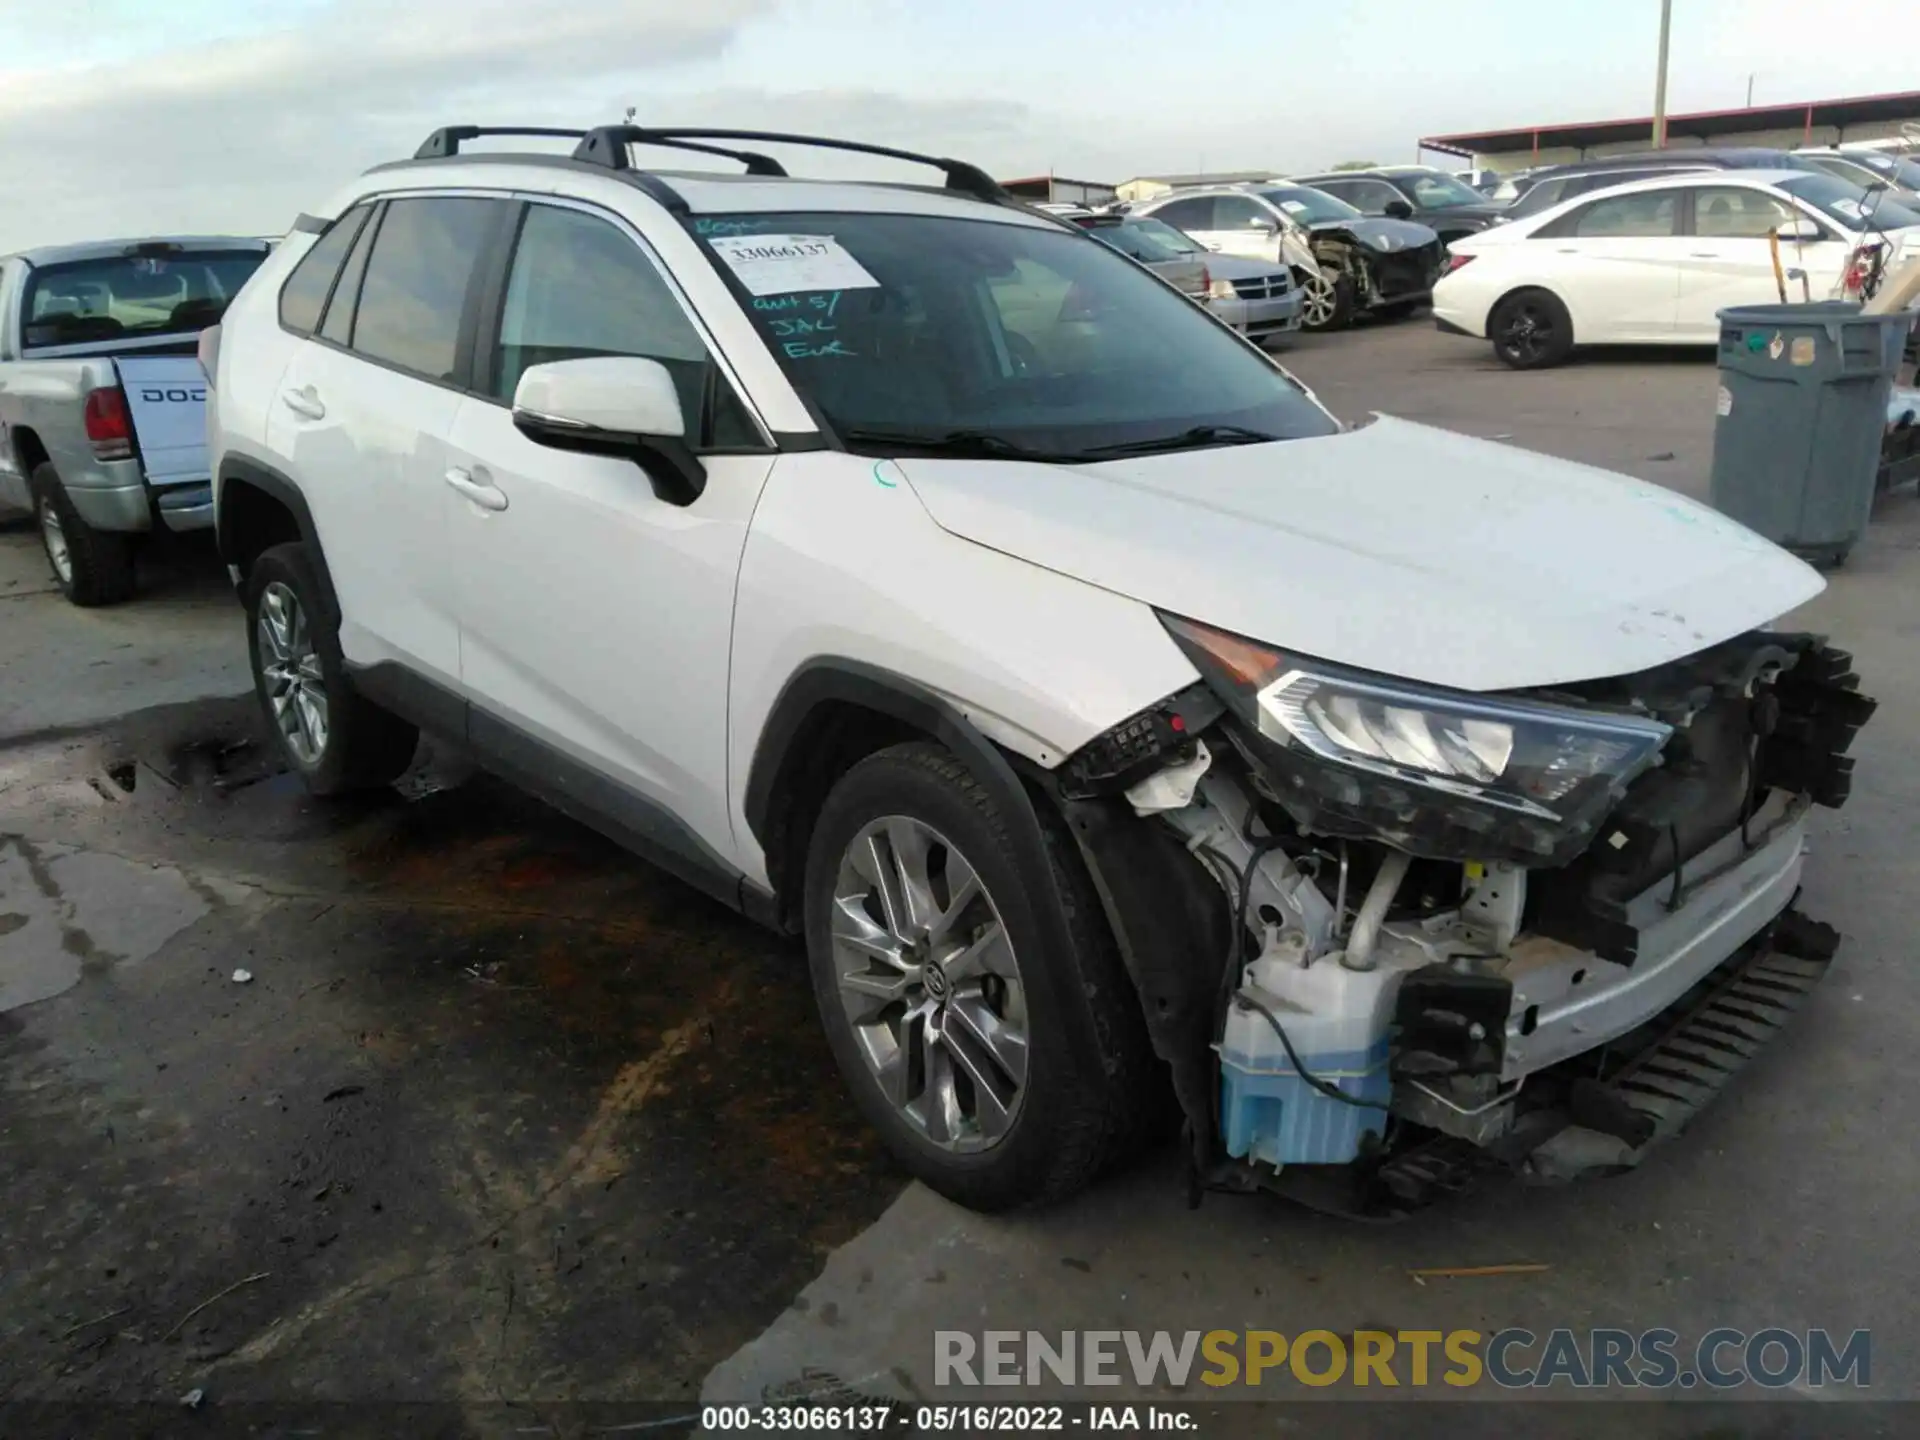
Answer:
[837, 427, 1076, 462]
[1080, 424, 1282, 458]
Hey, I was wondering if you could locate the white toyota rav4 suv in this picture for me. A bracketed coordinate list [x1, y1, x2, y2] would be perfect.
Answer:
[204, 125, 1875, 1215]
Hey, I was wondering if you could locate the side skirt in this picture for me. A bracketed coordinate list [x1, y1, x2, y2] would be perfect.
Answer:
[348, 660, 781, 929]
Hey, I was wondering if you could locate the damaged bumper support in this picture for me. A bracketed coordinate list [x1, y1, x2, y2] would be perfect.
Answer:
[1048, 632, 1875, 1215]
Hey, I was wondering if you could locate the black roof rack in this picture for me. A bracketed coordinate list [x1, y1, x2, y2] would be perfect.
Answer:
[570, 126, 1010, 202]
[414, 126, 585, 159]
[412, 123, 787, 176]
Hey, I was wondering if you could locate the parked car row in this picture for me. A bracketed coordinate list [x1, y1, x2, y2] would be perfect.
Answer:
[1131, 184, 1445, 330]
[1434, 167, 1920, 367]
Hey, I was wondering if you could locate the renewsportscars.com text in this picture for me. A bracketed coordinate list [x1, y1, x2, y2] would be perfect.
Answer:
[934, 1328, 1871, 1391]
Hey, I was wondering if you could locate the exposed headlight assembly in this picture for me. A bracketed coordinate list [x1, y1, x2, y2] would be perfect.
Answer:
[1162, 615, 1671, 823]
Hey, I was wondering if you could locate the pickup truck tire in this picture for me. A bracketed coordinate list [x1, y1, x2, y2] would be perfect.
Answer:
[245, 542, 418, 794]
[803, 741, 1159, 1210]
[31, 463, 135, 606]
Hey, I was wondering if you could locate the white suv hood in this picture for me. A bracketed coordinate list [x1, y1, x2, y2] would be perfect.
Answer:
[897, 416, 1823, 693]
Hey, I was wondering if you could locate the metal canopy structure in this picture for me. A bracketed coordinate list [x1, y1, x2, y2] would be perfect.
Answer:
[1422, 89, 1920, 161]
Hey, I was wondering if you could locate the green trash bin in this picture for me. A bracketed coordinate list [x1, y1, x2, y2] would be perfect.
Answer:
[1710, 301, 1911, 566]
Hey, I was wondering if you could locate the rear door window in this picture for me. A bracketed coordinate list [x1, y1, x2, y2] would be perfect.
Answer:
[1211, 195, 1273, 232]
[1148, 196, 1215, 231]
[1558, 191, 1679, 238]
[350, 196, 503, 384]
[279, 208, 370, 336]
[1689, 186, 1799, 238]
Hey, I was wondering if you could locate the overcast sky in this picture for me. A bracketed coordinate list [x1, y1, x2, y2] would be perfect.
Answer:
[2, 0, 1915, 249]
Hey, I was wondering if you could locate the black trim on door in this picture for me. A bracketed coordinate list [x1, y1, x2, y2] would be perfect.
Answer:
[347, 660, 769, 923]
[345, 658, 468, 747]
[460, 199, 527, 399]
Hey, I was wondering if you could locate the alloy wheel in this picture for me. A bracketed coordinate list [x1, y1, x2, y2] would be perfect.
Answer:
[1301, 269, 1338, 327]
[830, 816, 1029, 1152]
[1498, 303, 1554, 365]
[256, 580, 329, 766]
[38, 495, 71, 585]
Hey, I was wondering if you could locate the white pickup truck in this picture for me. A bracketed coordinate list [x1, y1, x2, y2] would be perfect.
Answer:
[0, 236, 271, 604]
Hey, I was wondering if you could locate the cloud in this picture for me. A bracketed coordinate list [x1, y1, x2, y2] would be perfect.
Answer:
[0, 0, 775, 248]
[0, 0, 1153, 250]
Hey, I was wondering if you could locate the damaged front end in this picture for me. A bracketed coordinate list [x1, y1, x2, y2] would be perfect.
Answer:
[1302, 225, 1445, 314]
[1048, 620, 1876, 1216]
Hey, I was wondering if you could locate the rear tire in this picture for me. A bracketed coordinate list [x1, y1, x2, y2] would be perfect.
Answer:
[31, 463, 135, 606]
[803, 741, 1162, 1210]
[245, 542, 418, 795]
[1490, 288, 1575, 369]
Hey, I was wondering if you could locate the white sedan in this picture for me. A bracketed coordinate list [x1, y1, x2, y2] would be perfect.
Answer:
[1433, 169, 1920, 368]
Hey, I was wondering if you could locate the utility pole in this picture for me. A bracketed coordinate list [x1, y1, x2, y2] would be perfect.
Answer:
[1746, 73, 1755, 108]
[1652, 0, 1673, 148]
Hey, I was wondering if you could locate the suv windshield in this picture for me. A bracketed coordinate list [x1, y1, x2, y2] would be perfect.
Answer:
[1397, 172, 1485, 209]
[1257, 186, 1361, 224]
[22, 248, 264, 350]
[691, 211, 1335, 458]
[1780, 173, 1920, 231]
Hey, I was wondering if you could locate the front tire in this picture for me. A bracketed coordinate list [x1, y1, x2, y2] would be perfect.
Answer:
[1296, 266, 1354, 331]
[803, 742, 1160, 1210]
[245, 542, 418, 794]
[1490, 288, 1575, 369]
[31, 463, 135, 606]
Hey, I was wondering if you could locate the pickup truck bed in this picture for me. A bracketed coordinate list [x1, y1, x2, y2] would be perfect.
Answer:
[0, 236, 269, 604]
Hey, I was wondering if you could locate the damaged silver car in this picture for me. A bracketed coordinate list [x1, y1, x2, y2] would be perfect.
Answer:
[1132, 183, 1444, 330]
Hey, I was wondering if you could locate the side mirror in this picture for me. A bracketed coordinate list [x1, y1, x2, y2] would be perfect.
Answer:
[1776, 217, 1825, 242]
[1383, 199, 1415, 221]
[511, 356, 705, 504]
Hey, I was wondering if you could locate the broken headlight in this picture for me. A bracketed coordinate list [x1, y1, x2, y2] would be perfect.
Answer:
[1162, 615, 1671, 821]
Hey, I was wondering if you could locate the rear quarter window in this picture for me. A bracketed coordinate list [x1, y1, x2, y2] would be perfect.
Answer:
[278, 207, 371, 336]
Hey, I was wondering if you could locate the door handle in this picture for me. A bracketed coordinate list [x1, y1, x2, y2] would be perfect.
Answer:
[1689, 251, 1722, 258]
[280, 387, 325, 420]
[444, 466, 508, 513]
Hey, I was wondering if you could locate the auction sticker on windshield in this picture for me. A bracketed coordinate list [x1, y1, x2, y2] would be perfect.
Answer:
[708, 234, 880, 296]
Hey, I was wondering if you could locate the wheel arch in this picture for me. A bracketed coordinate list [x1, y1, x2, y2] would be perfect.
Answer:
[1490, 281, 1578, 332]
[11, 424, 51, 478]
[217, 456, 340, 625]
[745, 659, 1047, 933]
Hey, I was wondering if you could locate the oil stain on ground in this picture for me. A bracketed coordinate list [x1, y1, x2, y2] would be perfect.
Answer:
[0, 697, 904, 1408]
